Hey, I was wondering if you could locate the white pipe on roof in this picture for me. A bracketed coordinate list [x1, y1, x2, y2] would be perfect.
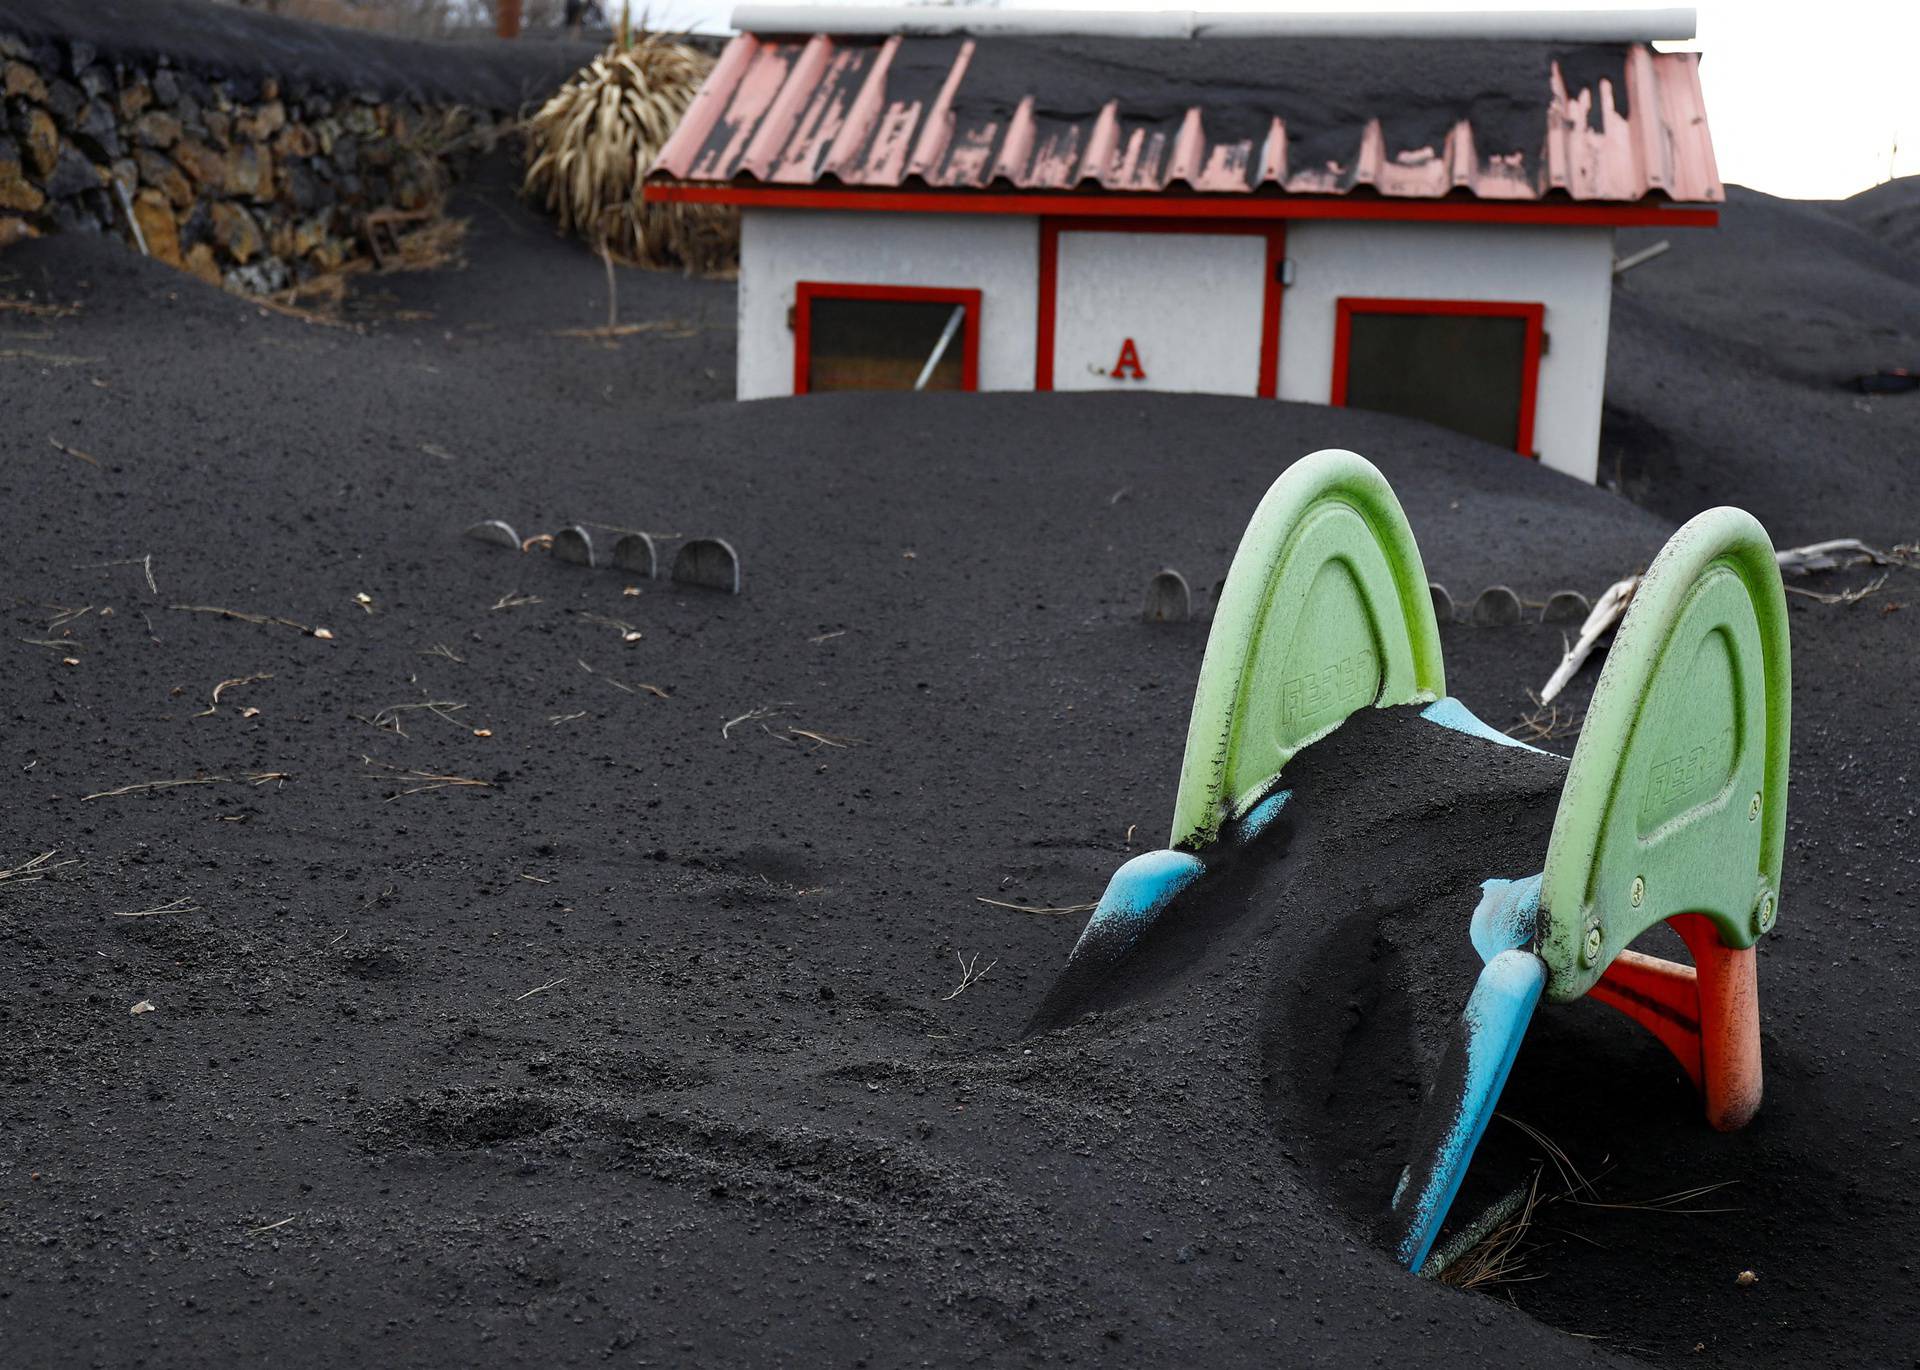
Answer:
[727, 7, 1697, 42]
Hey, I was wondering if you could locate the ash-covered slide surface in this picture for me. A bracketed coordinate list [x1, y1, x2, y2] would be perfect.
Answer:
[0, 159, 1918, 1366]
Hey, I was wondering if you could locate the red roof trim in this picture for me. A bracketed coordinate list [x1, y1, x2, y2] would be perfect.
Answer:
[645, 181, 1719, 228]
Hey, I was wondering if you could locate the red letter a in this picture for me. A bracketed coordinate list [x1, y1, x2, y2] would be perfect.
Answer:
[1111, 337, 1145, 381]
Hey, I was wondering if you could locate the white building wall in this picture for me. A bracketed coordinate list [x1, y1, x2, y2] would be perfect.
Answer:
[1050, 229, 1266, 393]
[739, 209, 1617, 482]
[738, 208, 1039, 399]
[1278, 221, 1615, 481]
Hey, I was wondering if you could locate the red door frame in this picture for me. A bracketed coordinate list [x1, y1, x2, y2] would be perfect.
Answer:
[1329, 297, 1547, 458]
[793, 281, 983, 395]
[1035, 218, 1285, 397]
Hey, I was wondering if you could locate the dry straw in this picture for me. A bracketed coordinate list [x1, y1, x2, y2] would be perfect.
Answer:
[522, 32, 736, 274]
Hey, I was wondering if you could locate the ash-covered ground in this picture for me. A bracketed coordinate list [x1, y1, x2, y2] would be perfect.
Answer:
[1, 159, 1917, 1368]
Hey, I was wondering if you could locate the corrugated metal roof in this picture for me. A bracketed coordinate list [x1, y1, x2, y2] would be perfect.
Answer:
[649, 34, 1722, 204]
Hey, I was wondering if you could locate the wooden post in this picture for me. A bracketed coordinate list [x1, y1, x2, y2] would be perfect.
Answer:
[496, 0, 523, 39]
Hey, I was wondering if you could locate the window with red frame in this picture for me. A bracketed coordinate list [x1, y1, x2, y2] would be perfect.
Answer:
[794, 283, 981, 395]
[1331, 299, 1545, 455]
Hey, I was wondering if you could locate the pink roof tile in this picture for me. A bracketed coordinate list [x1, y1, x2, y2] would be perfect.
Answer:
[650, 33, 1723, 205]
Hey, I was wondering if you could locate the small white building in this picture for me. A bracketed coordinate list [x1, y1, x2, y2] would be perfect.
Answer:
[648, 6, 1723, 482]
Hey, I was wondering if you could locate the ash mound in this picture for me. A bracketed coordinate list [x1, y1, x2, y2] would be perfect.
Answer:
[2, 166, 1918, 1369]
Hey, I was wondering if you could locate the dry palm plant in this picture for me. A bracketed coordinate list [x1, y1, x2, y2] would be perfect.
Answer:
[522, 34, 737, 274]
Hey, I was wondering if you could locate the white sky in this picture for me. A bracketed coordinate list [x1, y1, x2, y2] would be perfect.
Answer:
[641, 0, 1919, 200]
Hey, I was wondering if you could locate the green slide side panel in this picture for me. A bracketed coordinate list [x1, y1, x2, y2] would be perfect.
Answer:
[1540, 507, 1791, 1003]
[1169, 450, 1446, 850]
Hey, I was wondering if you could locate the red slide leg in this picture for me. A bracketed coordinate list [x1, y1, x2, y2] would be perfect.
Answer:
[1587, 913, 1762, 1131]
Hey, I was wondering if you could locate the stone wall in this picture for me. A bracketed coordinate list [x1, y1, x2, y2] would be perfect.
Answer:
[0, 1, 593, 291]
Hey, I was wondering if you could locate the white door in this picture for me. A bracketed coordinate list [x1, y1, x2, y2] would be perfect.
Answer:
[1049, 228, 1271, 395]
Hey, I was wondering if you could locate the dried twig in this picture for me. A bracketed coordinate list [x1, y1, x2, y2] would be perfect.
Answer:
[362, 755, 493, 801]
[82, 773, 287, 800]
[602, 237, 617, 332]
[1539, 538, 1916, 704]
[578, 658, 668, 698]
[1433, 1173, 1544, 1291]
[82, 776, 227, 801]
[72, 553, 157, 596]
[941, 951, 998, 1001]
[1774, 538, 1889, 574]
[1564, 1179, 1741, 1215]
[722, 703, 790, 739]
[578, 611, 643, 642]
[788, 727, 862, 751]
[974, 896, 1098, 915]
[1783, 573, 1888, 606]
[1499, 1114, 1597, 1199]
[112, 896, 200, 918]
[48, 434, 99, 466]
[419, 643, 465, 664]
[168, 604, 330, 638]
[491, 590, 541, 611]
[1506, 697, 1585, 745]
[0, 851, 79, 886]
[0, 348, 100, 366]
[552, 319, 696, 340]
[1429, 1113, 1738, 1290]
[579, 519, 680, 539]
[514, 976, 568, 1001]
[195, 672, 274, 717]
[753, 873, 824, 897]
[357, 700, 469, 737]
[1539, 575, 1638, 705]
[245, 1216, 297, 1237]
[0, 296, 78, 318]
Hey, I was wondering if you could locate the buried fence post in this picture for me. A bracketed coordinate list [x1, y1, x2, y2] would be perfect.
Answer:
[1542, 589, 1591, 623]
[464, 519, 521, 549]
[1470, 585, 1523, 626]
[551, 525, 595, 567]
[613, 531, 659, 578]
[1142, 569, 1191, 623]
[671, 537, 742, 593]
